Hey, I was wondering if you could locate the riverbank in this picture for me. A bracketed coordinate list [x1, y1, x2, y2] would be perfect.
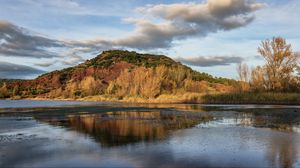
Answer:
[18, 92, 300, 105]
[202, 92, 300, 105]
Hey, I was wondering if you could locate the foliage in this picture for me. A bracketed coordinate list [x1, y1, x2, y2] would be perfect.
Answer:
[87, 50, 179, 68]
[0, 83, 8, 98]
[255, 37, 299, 91]
[107, 65, 232, 98]
[236, 37, 300, 93]
[0, 50, 240, 100]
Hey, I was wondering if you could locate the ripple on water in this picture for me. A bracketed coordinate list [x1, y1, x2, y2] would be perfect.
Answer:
[0, 134, 37, 143]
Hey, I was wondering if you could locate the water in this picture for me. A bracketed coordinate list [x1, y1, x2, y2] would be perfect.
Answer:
[0, 99, 111, 108]
[1, 100, 300, 168]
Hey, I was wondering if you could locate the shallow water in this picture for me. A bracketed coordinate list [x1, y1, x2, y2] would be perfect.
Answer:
[1, 100, 300, 168]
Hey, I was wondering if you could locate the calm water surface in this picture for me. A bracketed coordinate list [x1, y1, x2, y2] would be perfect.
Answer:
[1, 100, 300, 168]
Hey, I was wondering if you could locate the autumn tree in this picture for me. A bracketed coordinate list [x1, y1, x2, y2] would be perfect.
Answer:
[12, 85, 20, 97]
[80, 76, 102, 96]
[140, 66, 166, 98]
[258, 37, 299, 91]
[63, 81, 79, 98]
[0, 83, 8, 98]
[250, 66, 266, 92]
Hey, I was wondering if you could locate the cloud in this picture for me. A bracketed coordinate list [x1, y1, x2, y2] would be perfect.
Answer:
[0, 21, 64, 58]
[177, 55, 244, 67]
[0, 0, 266, 68]
[0, 20, 104, 69]
[34, 60, 58, 67]
[61, 52, 85, 66]
[21, 0, 126, 16]
[0, 61, 45, 79]
[115, 0, 265, 49]
[65, 0, 266, 50]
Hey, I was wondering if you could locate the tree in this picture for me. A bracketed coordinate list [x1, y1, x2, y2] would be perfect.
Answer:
[12, 85, 20, 97]
[80, 76, 100, 96]
[237, 63, 250, 91]
[258, 37, 299, 91]
[0, 83, 8, 98]
[250, 66, 266, 92]
[63, 81, 79, 98]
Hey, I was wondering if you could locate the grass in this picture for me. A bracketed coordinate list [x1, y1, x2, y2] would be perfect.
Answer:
[202, 92, 300, 105]
[79, 93, 205, 103]
[25, 92, 300, 105]
[79, 92, 300, 105]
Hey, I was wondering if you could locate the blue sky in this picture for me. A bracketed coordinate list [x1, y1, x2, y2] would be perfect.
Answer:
[0, 0, 299, 79]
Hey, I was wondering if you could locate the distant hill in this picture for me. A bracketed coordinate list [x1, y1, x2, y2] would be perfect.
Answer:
[0, 50, 237, 100]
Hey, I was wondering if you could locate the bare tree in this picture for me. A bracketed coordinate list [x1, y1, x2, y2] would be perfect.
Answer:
[237, 63, 250, 91]
[237, 63, 250, 82]
[258, 37, 299, 91]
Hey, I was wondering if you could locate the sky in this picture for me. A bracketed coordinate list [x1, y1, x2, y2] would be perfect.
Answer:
[0, 0, 299, 79]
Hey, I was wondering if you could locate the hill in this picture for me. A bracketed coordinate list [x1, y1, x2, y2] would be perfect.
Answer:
[0, 50, 237, 101]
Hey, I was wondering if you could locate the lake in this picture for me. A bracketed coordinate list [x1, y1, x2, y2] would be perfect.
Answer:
[1, 100, 300, 168]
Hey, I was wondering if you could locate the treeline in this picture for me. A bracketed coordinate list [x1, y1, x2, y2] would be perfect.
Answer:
[0, 80, 22, 98]
[237, 37, 300, 92]
[43, 65, 234, 99]
[0, 66, 234, 99]
[106, 66, 234, 98]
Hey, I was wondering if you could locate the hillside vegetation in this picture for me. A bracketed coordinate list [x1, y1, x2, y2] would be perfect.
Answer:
[0, 50, 237, 101]
[2, 37, 299, 105]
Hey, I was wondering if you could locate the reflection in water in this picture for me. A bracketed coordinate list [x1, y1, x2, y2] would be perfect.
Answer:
[235, 112, 300, 133]
[267, 133, 298, 168]
[237, 113, 299, 168]
[2, 103, 300, 168]
[198, 111, 300, 168]
[39, 111, 213, 146]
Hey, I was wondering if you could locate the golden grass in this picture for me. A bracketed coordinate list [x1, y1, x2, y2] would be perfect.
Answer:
[26, 92, 300, 105]
[78, 93, 206, 104]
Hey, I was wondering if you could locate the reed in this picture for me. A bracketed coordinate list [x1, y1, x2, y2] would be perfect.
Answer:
[202, 92, 300, 105]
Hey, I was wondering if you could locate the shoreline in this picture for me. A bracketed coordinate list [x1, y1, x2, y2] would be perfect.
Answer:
[2, 92, 300, 106]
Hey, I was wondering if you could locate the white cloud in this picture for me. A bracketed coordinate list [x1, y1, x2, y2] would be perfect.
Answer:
[72, 0, 265, 50]
[0, 0, 267, 71]
[177, 55, 244, 67]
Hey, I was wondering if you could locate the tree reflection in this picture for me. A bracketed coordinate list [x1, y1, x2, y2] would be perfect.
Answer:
[236, 111, 299, 168]
[266, 133, 298, 168]
[38, 111, 213, 146]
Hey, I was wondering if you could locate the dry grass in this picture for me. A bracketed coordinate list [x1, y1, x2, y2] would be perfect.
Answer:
[202, 92, 300, 105]
[26, 92, 300, 105]
[78, 93, 206, 103]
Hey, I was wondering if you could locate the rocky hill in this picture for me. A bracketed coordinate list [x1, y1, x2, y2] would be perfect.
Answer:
[0, 50, 237, 100]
